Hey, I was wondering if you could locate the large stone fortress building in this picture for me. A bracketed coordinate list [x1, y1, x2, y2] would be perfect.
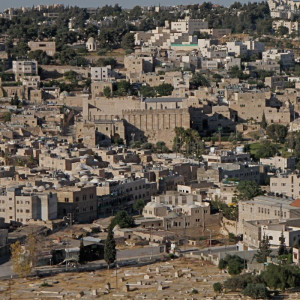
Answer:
[80, 96, 194, 148]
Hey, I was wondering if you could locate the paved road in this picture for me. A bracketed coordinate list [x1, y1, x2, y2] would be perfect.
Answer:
[0, 257, 13, 279]
[194, 245, 238, 255]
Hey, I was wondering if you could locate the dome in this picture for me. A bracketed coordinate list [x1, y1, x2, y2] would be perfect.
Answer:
[146, 202, 164, 208]
[54, 183, 62, 189]
[87, 37, 95, 44]
[37, 186, 45, 192]
[80, 175, 89, 182]
[90, 177, 101, 184]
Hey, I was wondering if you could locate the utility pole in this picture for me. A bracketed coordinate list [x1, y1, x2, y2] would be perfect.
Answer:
[9, 275, 12, 300]
[115, 259, 118, 289]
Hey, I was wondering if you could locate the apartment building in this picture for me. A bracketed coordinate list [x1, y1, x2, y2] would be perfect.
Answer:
[12, 60, 38, 80]
[243, 218, 300, 248]
[39, 151, 80, 171]
[197, 163, 260, 184]
[0, 186, 57, 224]
[28, 41, 56, 56]
[10, 114, 38, 127]
[270, 173, 300, 198]
[260, 156, 296, 171]
[141, 191, 219, 230]
[124, 54, 154, 78]
[272, 20, 300, 35]
[171, 17, 208, 34]
[202, 148, 251, 166]
[56, 185, 97, 223]
[97, 178, 157, 217]
[262, 49, 294, 68]
[226, 41, 248, 57]
[238, 196, 300, 234]
[91, 66, 115, 82]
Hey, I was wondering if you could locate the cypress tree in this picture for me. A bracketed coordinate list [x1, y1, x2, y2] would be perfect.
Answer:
[261, 112, 267, 129]
[104, 227, 116, 269]
[255, 234, 271, 263]
[278, 231, 288, 256]
[78, 239, 86, 264]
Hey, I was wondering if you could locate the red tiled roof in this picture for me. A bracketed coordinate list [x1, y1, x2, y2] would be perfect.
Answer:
[291, 199, 300, 207]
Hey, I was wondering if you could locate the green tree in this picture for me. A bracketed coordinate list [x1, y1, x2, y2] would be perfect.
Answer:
[121, 32, 135, 50]
[242, 283, 269, 299]
[103, 86, 112, 98]
[189, 72, 210, 89]
[104, 227, 116, 270]
[11, 94, 20, 106]
[114, 80, 131, 96]
[253, 141, 278, 160]
[96, 57, 117, 68]
[28, 50, 51, 65]
[261, 264, 300, 291]
[133, 199, 145, 215]
[255, 234, 271, 263]
[218, 258, 228, 270]
[3, 112, 11, 123]
[155, 83, 174, 96]
[218, 254, 245, 275]
[78, 239, 86, 264]
[266, 124, 288, 144]
[278, 231, 288, 256]
[64, 70, 78, 82]
[277, 26, 289, 36]
[156, 141, 166, 152]
[213, 282, 223, 293]
[236, 180, 262, 201]
[228, 256, 245, 275]
[140, 85, 156, 97]
[173, 127, 205, 158]
[110, 211, 135, 229]
[260, 113, 267, 129]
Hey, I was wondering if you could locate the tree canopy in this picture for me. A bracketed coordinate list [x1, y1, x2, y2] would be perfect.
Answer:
[110, 210, 135, 230]
[236, 180, 263, 201]
[104, 227, 116, 269]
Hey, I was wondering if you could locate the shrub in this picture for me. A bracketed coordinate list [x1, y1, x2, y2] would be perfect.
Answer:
[213, 282, 223, 293]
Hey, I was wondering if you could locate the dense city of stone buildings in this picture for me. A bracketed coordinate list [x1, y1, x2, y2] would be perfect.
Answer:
[2, 1, 300, 297]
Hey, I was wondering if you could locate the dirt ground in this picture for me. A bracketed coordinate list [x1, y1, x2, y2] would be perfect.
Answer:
[2, 256, 300, 299]
[0, 257, 232, 300]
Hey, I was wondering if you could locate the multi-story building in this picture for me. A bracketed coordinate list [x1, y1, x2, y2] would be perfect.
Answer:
[238, 196, 300, 234]
[226, 41, 248, 57]
[270, 173, 300, 198]
[0, 186, 57, 224]
[197, 163, 260, 184]
[272, 20, 300, 35]
[141, 191, 219, 230]
[12, 60, 38, 80]
[260, 156, 296, 171]
[97, 178, 157, 217]
[56, 185, 97, 223]
[243, 218, 300, 248]
[262, 49, 294, 68]
[124, 54, 154, 78]
[91, 66, 115, 82]
[171, 17, 208, 34]
[39, 151, 80, 171]
[202, 148, 251, 166]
